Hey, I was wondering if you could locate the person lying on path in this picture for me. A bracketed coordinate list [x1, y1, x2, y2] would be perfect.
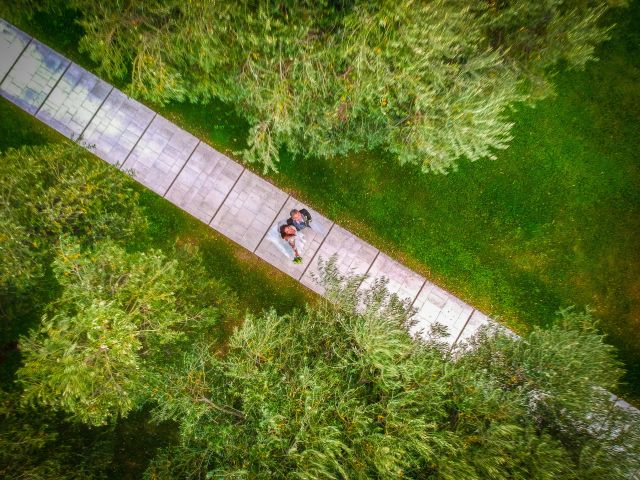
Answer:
[279, 224, 303, 263]
[287, 208, 312, 231]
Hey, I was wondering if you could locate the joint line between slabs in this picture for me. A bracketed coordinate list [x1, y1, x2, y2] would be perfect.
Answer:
[253, 194, 291, 254]
[450, 308, 475, 351]
[208, 167, 247, 225]
[299, 221, 336, 281]
[77, 84, 115, 143]
[163, 140, 201, 197]
[0, 36, 32, 86]
[34, 58, 72, 117]
[408, 277, 428, 311]
[357, 249, 381, 290]
[119, 112, 158, 171]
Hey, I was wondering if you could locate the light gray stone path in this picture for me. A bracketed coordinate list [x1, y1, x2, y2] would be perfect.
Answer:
[359, 253, 426, 304]
[210, 170, 289, 251]
[255, 198, 334, 280]
[409, 282, 474, 345]
[455, 309, 491, 347]
[121, 115, 199, 196]
[1, 19, 637, 416]
[80, 88, 155, 167]
[36, 63, 112, 140]
[300, 225, 379, 295]
[165, 142, 245, 223]
[1, 39, 69, 114]
[0, 19, 30, 81]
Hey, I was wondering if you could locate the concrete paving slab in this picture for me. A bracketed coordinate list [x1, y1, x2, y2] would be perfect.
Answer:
[164, 142, 244, 223]
[0, 40, 69, 114]
[210, 170, 289, 251]
[358, 253, 426, 305]
[0, 19, 30, 81]
[300, 224, 379, 295]
[121, 115, 199, 196]
[255, 198, 334, 281]
[80, 88, 155, 167]
[454, 309, 489, 346]
[410, 282, 473, 345]
[36, 63, 112, 140]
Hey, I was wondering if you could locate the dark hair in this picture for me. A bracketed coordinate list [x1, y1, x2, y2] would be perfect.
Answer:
[279, 224, 290, 239]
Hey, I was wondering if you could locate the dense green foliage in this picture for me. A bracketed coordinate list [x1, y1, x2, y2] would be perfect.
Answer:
[0, 389, 115, 479]
[8, 0, 639, 400]
[156, 4, 640, 401]
[1, 2, 639, 476]
[0, 143, 146, 289]
[464, 311, 640, 479]
[18, 239, 235, 425]
[140, 266, 639, 479]
[18, 0, 625, 172]
[0, 128, 313, 478]
[0, 135, 637, 477]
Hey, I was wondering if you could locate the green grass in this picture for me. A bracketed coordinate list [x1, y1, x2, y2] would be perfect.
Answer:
[4, 3, 640, 403]
[0, 95, 62, 149]
[156, 7, 640, 403]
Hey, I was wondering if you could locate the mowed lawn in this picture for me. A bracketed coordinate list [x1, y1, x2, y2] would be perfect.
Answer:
[5, 3, 640, 401]
[164, 4, 640, 401]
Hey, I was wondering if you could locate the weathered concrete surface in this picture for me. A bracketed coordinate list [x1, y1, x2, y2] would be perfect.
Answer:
[300, 224, 379, 295]
[210, 170, 289, 251]
[165, 142, 244, 223]
[455, 309, 490, 347]
[410, 282, 474, 345]
[121, 115, 199, 196]
[0, 19, 30, 81]
[359, 253, 426, 305]
[80, 88, 156, 167]
[1, 40, 69, 114]
[36, 63, 112, 140]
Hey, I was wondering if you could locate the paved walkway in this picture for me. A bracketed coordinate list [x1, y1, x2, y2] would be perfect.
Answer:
[0, 19, 634, 411]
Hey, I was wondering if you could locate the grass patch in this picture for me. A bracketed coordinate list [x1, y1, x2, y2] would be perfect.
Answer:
[0, 96, 63, 150]
[4, 3, 640, 403]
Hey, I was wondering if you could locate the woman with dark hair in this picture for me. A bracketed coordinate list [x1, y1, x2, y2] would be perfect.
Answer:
[279, 224, 302, 263]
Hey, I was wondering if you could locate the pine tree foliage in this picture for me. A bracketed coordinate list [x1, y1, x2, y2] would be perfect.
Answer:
[143, 261, 637, 479]
[17, 239, 233, 426]
[0, 388, 114, 479]
[0, 143, 146, 289]
[475, 0, 626, 101]
[19, 0, 626, 173]
[459, 308, 640, 479]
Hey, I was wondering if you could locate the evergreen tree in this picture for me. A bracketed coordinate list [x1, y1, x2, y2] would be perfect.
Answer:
[17, 239, 235, 426]
[0, 143, 146, 290]
[0, 388, 114, 479]
[142, 263, 637, 479]
[17, 0, 626, 172]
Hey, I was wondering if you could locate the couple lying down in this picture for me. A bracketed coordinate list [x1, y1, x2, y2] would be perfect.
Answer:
[278, 208, 312, 264]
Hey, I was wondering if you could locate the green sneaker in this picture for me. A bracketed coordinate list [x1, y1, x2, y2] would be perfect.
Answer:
[293, 256, 303, 264]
